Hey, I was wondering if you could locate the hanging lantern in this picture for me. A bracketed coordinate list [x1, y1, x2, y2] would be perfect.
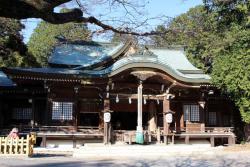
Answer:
[106, 92, 109, 98]
[116, 94, 119, 103]
[161, 84, 165, 92]
[28, 99, 33, 103]
[106, 85, 110, 91]
[208, 90, 214, 95]
[156, 98, 160, 105]
[129, 97, 132, 104]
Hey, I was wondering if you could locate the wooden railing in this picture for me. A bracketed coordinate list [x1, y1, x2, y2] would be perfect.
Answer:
[170, 126, 234, 134]
[0, 133, 36, 156]
[0, 126, 102, 135]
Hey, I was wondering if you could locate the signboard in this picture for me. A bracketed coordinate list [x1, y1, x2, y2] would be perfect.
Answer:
[104, 112, 111, 123]
[166, 113, 173, 123]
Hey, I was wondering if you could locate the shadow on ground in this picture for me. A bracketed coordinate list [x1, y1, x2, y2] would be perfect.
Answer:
[31, 153, 71, 158]
[18, 156, 250, 167]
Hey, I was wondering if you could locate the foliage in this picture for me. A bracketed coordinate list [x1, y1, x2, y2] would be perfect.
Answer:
[203, 0, 250, 28]
[0, 17, 38, 67]
[153, 5, 219, 72]
[212, 26, 250, 123]
[28, 9, 91, 66]
[153, 1, 250, 123]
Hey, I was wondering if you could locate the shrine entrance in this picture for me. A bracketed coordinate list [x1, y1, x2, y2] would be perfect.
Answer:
[111, 111, 149, 130]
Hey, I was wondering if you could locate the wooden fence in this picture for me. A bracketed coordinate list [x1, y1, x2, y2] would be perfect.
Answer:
[0, 133, 36, 156]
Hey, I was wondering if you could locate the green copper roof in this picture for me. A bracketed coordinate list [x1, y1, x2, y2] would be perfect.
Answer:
[3, 41, 210, 85]
[48, 41, 129, 67]
[0, 71, 16, 87]
[79, 47, 210, 83]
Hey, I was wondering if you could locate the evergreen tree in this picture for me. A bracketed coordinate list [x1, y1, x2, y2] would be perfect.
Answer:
[0, 17, 37, 67]
[153, 1, 250, 123]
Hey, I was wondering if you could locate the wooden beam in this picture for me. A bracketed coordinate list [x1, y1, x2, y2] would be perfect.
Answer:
[109, 93, 165, 100]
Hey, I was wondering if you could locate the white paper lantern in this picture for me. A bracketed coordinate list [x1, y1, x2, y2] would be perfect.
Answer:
[166, 113, 173, 123]
[104, 112, 111, 123]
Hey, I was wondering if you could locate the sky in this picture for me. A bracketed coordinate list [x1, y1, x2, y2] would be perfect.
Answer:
[21, 0, 203, 43]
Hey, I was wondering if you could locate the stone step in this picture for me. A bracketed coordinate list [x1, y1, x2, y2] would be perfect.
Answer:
[73, 145, 216, 157]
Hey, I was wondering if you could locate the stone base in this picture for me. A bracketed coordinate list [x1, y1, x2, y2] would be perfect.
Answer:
[135, 131, 144, 144]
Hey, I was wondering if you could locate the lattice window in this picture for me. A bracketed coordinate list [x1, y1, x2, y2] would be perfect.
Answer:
[208, 112, 217, 125]
[183, 104, 200, 122]
[52, 102, 73, 120]
[12, 108, 32, 120]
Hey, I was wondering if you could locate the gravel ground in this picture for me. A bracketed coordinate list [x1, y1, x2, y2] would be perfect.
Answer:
[0, 151, 250, 167]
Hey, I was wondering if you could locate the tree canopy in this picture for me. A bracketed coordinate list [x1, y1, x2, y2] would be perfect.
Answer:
[153, 5, 218, 72]
[212, 26, 250, 123]
[153, 0, 250, 123]
[0, 17, 37, 67]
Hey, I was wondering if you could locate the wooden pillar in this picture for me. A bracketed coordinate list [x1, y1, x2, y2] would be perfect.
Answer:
[163, 98, 170, 135]
[199, 101, 206, 123]
[103, 99, 110, 145]
[163, 98, 171, 145]
[73, 87, 79, 132]
[157, 127, 161, 143]
[45, 93, 49, 126]
[31, 97, 35, 128]
[41, 135, 47, 147]
[175, 102, 182, 133]
[148, 101, 157, 132]
[228, 135, 235, 146]
[210, 136, 215, 147]
[99, 91, 108, 130]
[0, 97, 3, 128]
[185, 135, 190, 144]
[73, 136, 76, 148]
[171, 135, 175, 144]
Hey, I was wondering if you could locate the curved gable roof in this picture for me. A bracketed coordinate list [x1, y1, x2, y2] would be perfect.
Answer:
[79, 47, 210, 84]
[48, 41, 131, 68]
[3, 41, 210, 85]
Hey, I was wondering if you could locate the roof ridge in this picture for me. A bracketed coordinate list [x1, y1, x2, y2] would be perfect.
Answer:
[144, 45, 184, 50]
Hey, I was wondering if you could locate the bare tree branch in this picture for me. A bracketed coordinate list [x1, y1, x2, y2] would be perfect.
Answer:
[0, 0, 195, 37]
